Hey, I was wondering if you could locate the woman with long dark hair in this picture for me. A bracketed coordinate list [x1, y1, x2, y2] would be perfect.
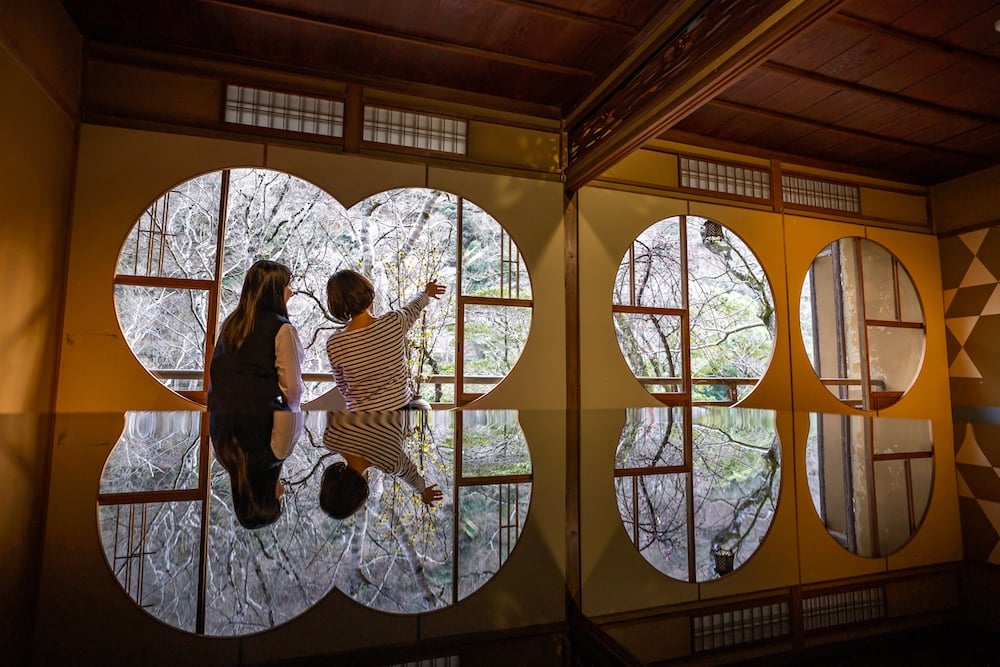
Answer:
[208, 259, 305, 529]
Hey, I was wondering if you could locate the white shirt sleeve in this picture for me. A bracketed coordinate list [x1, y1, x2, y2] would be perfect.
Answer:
[275, 323, 305, 410]
[270, 409, 304, 460]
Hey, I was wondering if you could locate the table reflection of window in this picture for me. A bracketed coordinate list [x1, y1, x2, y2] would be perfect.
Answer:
[322, 409, 532, 613]
[614, 407, 780, 582]
[806, 414, 933, 557]
[97, 409, 532, 634]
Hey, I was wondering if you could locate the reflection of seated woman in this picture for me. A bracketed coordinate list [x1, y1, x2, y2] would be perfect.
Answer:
[208, 260, 305, 529]
[319, 410, 443, 519]
[209, 412, 302, 528]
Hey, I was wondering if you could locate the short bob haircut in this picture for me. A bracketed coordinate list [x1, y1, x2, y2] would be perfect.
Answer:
[326, 269, 375, 325]
[319, 461, 370, 519]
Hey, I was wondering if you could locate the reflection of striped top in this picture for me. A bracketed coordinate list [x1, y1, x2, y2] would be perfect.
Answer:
[323, 410, 426, 492]
[325, 293, 429, 411]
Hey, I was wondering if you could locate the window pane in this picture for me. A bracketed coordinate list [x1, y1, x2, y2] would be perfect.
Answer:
[874, 460, 913, 555]
[615, 406, 686, 469]
[457, 483, 531, 600]
[616, 407, 780, 583]
[691, 413, 779, 580]
[219, 169, 350, 385]
[687, 217, 774, 388]
[911, 457, 934, 535]
[871, 417, 932, 455]
[807, 413, 934, 558]
[100, 412, 202, 493]
[866, 325, 923, 394]
[98, 501, 202, 633]
[898, 269, 922, 322]
[116, 172, 221, 280]
[462, 304, 531, 394]
[615, 216, 774, 403]
[115, 285, 208, 390]
[458, 410, 531, 476]
[614, 311, 683, 393]
[614, 224, 682, 309]
[462, 201, 530, 299]
[616, 473, 690, 581]
[802, 238, 925, 409]
[205, 450, 338, 634]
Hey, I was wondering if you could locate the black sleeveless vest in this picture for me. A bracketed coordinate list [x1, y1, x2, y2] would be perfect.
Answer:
[208, 309, 290, 413]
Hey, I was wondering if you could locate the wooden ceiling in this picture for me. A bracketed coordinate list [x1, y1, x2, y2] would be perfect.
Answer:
[61, 0, 1000, 187]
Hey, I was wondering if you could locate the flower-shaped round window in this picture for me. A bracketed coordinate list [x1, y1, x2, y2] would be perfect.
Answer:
[613, 216, 775, 405]
[800, 237, 924, 410]
[113, 170, 532, 406]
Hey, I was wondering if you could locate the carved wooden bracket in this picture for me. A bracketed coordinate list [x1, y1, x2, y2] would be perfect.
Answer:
[565, 0, 847, 192]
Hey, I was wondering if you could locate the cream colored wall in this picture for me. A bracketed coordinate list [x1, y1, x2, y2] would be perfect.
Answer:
[575, 188, 960, 634]
[0, 1, 79, 662]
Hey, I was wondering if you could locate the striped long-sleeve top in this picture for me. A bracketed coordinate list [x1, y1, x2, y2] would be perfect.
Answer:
[325, 292, 430, 411]
[322, 410, 426, 492]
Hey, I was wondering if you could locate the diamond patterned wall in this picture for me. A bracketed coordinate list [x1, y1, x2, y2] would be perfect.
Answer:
[941, 225, 1000, 566]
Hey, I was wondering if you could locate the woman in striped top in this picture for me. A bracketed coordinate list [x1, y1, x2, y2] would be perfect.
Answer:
[325, 269, 445, 411]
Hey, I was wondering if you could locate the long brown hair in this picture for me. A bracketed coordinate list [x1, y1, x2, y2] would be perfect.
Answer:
[220, 259, 291, 353]
[213, 430, 283, 529]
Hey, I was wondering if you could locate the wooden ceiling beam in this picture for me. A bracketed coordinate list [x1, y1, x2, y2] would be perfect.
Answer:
[707, 98, 992, 161]
[565, 0, 708, 128]
[761, 61, 1000, 126]
[482, 0, 639, 33]
[564, 0, 848, 193]
[832, 11, 1000, 71]
[201, 0, 592, 78]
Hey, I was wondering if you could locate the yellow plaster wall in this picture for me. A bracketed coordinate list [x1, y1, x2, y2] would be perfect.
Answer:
[860, 187, 928, 227]
[0, 2, 79, 661]
[600, 148, 679, 189]
[466, 121, 560, 174]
